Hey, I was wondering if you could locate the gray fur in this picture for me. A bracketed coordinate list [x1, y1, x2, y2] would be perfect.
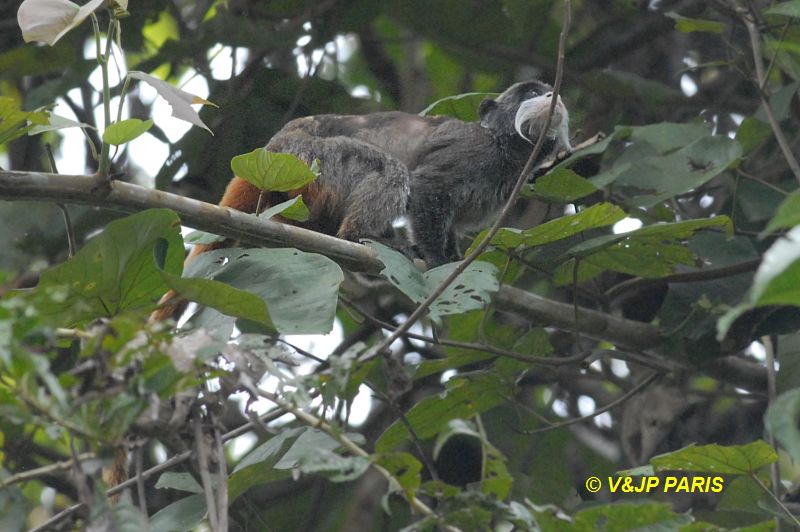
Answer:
[265, 80, 570, 267]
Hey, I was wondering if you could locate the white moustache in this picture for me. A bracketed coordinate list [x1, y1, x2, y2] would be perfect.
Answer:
[514, 94, 571, 150]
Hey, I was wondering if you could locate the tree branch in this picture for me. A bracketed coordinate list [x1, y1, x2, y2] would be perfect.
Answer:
[0, 169, 666, 351]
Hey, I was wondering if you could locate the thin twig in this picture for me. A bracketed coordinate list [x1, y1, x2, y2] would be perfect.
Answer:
[605, 257, 762, 301]
[194, 411, 219, 530]
[520, 372, 660, 435]
[135, 445, 148, 519]
[254, 388, 458, 531]
[741, 9, 800, 184]
[750, 471, 800, 528]
[45, 144, 77, 258]
[762, 336, 783, 512]
[29, 407, 288, 532]
[0, 452, 94, 488]
[212, 411, 229, 532]
[339, 296, 593, 366]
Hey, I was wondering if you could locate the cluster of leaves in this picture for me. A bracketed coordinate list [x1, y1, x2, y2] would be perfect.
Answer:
[2, 0, 800, 531]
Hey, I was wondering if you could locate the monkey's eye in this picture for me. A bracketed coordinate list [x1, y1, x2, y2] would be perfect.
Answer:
[526, 88, 539, 97]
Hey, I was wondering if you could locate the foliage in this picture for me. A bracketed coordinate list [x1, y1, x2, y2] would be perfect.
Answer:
[1, 0, 800, 531]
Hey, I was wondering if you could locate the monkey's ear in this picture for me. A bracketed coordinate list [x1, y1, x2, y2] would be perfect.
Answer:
[478, 99, 500, 129]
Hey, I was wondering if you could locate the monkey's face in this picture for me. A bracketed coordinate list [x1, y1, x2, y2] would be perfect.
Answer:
[511, 83, 571, 150]
[481, 80, 571, 152]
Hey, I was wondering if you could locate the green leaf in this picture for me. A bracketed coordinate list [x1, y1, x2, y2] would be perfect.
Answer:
[648, 441, 778, 475]
[551, 126, 632, 172]
[376, 452, 423, 492]
[736, 117, 772, 155]
[26, 209, 184, 324]
[228, 427, 304, 501]
[231, 148, 318, 192]
[259, 195, 310, 222]
[719, 227, 800, 338]
[184, 230, 225, 246]
[376, 369, 518, 451]
[764, 388, 800, 464]
[183, 248, 343, 334]
[274, 428, 365, 469]
[629, 122, 711, 154]
[666, 12, 725, 33]
[419, 92, 496, 121]
[154, 472, 203, 493]
[766, 1, 800, 17]
[160, 270, 273, 327]
[529, 167, 599, 202]
[571, 502, 691, 530]
[298, 449, 371, 482]
[470, 202, 627, 253]
[483, 443, 512, 498]
[764, 190, 800, 234]
[0, 96, 49, 145]
[149, 493, 206, 532]
[556, 216, 732, 283]
[366, 241, 499, 321]
[620, 135, 742, 208]
[102, 118, 153, 145]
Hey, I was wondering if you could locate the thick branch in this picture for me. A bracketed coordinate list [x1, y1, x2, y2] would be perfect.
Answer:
[0, 170, 379, 273]
[493, 287, 662, 351]
[0, 170, 663, 350]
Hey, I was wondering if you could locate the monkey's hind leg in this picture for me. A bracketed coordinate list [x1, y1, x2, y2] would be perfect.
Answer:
[336, 152, 411, 250]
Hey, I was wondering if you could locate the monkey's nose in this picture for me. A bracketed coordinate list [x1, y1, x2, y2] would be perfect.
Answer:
[545, 92, 553, 98]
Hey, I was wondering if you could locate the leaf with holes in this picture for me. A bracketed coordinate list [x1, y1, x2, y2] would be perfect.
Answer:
[647, 441, 777, 475]
[182, 248, 343, 334]
[366, 241, 499, 321]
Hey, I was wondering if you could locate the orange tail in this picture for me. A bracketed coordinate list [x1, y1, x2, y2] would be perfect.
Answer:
[150, 177, 266, 323]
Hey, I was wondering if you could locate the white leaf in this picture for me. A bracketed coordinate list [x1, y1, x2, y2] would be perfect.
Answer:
[18, 0, 106, 46]
[128, 71, 216, 134]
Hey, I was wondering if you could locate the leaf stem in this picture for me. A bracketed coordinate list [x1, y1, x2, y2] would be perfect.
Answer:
[95, 13, 116, 179]
[750, 472, 800, 527]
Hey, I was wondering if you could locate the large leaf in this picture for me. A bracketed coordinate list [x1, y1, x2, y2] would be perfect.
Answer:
[628, 122, 711, 153]
[366, 241, 499, 321]
[28, 209, 184, 324]
[182, 248, 343, 334]
[231, 148, 319, 192]
[646, 441, 777, 475]
[160, 270, 273, 327]
[589, 133, 742, 208]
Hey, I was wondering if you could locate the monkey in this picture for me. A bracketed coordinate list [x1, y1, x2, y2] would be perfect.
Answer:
[123, 82, 572, 496]
[152, 80, 570, 321]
